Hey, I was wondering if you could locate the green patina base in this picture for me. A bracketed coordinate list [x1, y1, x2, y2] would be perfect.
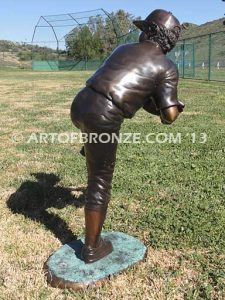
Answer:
[44, 231, 147, 290]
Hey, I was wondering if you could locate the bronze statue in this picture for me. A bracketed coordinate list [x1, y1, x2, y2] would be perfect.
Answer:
[71, 9, 185, 264]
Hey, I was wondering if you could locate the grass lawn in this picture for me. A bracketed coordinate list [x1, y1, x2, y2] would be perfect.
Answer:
[0, 68, 224, 299]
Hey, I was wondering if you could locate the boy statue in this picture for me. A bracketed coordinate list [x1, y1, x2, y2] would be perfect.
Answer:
[71, 9, 185, 263]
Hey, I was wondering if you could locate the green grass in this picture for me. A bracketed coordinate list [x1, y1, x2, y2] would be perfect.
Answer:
[0, 69, 224, 299]
[181, 67, 225, 81]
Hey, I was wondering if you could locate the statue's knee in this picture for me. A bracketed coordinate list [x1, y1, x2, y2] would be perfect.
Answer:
[85, 192, 110, 212]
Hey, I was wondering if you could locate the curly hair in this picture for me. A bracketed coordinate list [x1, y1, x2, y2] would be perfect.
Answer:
[139, 22, 181, 54]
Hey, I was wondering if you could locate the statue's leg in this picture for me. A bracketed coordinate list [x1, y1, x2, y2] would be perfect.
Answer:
[82, 207, 112, 263]
[81, 131, 119, 263]
[71, 87, 123, 263]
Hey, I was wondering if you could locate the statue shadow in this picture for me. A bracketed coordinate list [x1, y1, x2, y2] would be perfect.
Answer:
[7, 173, 86, 244]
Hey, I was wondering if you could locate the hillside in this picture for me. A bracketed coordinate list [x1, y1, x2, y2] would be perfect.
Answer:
[0, 51, 31, 68]
[175, 18, 225, 65]
[180, 18, 225, 39]
[0, 40, 58, 68]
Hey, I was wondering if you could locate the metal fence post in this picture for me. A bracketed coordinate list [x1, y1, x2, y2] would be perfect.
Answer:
[85, 56, 87, 70]
[193, 43, 195, 78]
[208, 33, 212, 81]
[182, 40, 185, 78]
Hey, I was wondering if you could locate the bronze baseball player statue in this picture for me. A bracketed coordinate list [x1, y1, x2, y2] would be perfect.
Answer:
[71, 9, 185, 264]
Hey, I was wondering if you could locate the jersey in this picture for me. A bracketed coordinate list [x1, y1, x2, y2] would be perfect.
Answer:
[86, 41, 180, 118]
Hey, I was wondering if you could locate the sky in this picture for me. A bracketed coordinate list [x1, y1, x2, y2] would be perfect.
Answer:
[0, 0, 225, 43]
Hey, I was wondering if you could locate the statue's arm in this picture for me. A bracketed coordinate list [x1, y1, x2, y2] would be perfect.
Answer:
[143, 97, 184, 123]
[153, 62, 185, 124]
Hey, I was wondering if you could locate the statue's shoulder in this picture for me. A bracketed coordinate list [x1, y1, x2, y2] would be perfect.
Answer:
[165, 56, 178, 70]
[161, 56, 178, 76]
[113, 42, 140, 52]
[108, 42, 144, 60]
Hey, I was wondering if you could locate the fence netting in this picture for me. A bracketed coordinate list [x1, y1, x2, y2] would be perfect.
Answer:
[31, 30, 225, 81]
[168, 31, 225, 81]
[1, 21, 225, 81]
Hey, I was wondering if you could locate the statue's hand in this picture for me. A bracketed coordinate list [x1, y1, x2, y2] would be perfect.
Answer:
[160, 106, 180, 124]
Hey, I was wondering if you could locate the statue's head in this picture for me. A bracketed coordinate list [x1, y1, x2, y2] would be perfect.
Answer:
[133, 9, 182, 53]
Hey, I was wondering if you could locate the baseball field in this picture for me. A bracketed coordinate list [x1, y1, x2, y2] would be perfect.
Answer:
[0, 69, 224, 299]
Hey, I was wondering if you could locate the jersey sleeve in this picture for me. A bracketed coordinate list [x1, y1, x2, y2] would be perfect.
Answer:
[153, 62, 180, 110]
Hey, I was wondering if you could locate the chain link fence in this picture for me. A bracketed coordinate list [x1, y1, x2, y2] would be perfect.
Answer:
[31, 30, 140, 71]
[168, 31, 225, 81]
[31, 30, 225, 82]
[1, 28, 225, 82]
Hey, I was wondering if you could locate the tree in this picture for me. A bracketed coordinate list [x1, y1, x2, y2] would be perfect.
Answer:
[65, 9, 139, 60]
[66, 26, 96, 59]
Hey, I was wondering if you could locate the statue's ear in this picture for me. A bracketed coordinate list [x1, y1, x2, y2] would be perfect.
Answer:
[148, 22, 159, 34]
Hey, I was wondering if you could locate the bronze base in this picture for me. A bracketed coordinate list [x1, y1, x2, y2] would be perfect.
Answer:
[44, 232, 147, 290]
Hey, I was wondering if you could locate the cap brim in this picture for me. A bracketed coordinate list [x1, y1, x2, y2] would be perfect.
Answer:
[133, 20, 149, 32]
